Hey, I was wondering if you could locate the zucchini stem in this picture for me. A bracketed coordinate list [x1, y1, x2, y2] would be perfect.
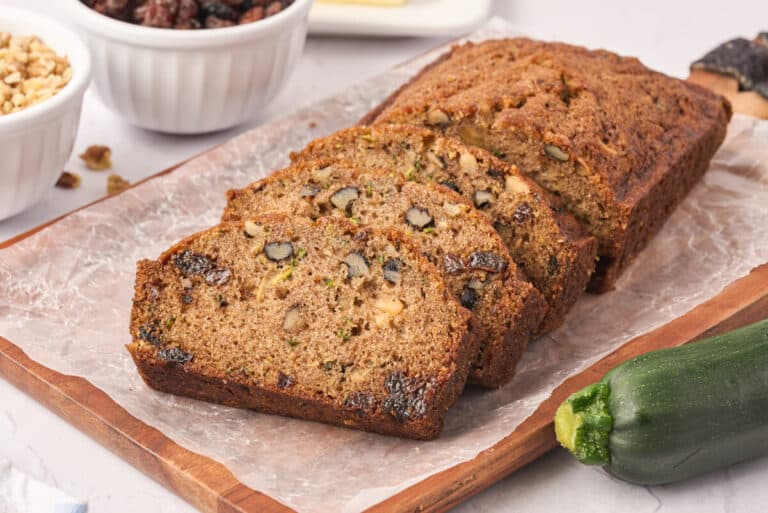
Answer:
[554, 383, 613, 465]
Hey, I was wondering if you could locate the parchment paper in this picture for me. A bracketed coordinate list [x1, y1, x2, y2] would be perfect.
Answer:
[2, 18, 768, 513]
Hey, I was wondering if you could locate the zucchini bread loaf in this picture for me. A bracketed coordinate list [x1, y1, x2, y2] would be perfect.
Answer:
[224, 161, 547, 387]
[290, 125, 597, 332]
[128, 214, 476, 439]
[363, 38, 732, 291]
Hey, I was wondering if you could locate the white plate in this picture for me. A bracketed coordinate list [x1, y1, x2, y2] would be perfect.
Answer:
[308, 0, 492, 37]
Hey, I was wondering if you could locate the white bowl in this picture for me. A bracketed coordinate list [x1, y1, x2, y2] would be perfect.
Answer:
[0, 7, 91, 221]
[66, 0, 312, 134]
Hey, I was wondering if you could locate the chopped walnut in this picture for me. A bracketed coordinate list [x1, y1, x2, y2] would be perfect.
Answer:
[0, 32, 72, 115]
[80, 145, 113, 171]
[55, 171, 81, 190]
[107, 173, 130, 195]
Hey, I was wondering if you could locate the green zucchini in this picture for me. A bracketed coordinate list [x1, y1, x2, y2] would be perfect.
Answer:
[554, 318, 768, 485]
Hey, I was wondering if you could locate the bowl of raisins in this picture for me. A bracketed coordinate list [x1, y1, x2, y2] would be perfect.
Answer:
[67, 0, 311, 134]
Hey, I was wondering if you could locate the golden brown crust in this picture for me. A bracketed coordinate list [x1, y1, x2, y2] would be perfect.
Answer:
[590, 106, 730, 290]
[127, 325, 476, 440]
[365, 38, 731, 291]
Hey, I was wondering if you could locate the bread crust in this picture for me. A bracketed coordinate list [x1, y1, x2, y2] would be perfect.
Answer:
[128, 216, 477, 439]
[591, 100, 730, 289]
[127, 328, 477, 440]
[288, 125, 598, 331]
[364, 38, 732, 291]
[223, 161, 547, 388]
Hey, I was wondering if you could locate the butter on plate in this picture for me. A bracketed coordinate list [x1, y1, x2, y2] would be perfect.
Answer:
[316, 0, 409, 5]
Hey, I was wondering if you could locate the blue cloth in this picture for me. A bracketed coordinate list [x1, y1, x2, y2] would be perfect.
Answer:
[54, 502, 88, 513]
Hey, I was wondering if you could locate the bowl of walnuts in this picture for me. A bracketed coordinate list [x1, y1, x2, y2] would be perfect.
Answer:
[67, 0, 312, 134]
[0, 6, 92, 221]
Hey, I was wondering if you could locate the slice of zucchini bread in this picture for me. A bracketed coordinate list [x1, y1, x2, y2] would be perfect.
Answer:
[224, 162, 547, 387]
[289, 125, 596, 332]
[128, 214, 476, 439]
[362, 38, 732, 291]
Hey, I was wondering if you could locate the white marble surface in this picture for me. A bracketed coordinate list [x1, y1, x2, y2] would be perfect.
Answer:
[2, 1, 768, 512]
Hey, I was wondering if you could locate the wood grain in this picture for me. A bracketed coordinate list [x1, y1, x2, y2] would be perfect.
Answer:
[0, 336, 295, 513]
[367, 264, 768, 513]
[0, 67, 765, 513]
[2, 263, 766, 513]
[0, 149, 296, 513]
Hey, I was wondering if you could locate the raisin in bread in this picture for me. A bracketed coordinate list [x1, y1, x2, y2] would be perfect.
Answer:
[128, 214, 476, 439]
[289, 125, 596, 332]
[362, 38, 732, 291]
[224, 162, 547, 387]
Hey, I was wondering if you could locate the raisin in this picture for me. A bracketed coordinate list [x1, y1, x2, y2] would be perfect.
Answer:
[460, 285, 478, 310]
[548, 255, 560, 274]
[177, 0, 199, 20]
[174, 251, 231, 285]
[239, 6, 264, 23]
[174, 251, 214, 276]
[86, 0, 133, 20]
[200, 1, 240, 20]
[345, 391, 376, 414]
[486, 168, 505, 180]
[134, 0, 177, 28]
[443, 253, 464, 275]
[84, 0, 291, 29]
[382, 371, 431, 423]
[277, 371, 294, 388]
[466, 251, 508, 273]
[512, 202, 532, 224]
[439, 181, 461, 193]
[265, 1, 283, 16]
[174, 18, 202, 29]
[158, 347, 193, 364]
[205, 15, 236, 28]
[138, 323, 163, 346]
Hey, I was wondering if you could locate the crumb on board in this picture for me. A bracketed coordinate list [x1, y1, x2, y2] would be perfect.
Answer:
[80, 145, 112, 170]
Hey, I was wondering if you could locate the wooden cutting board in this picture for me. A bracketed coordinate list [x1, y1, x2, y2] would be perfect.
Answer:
[0, 76, 766, 513]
